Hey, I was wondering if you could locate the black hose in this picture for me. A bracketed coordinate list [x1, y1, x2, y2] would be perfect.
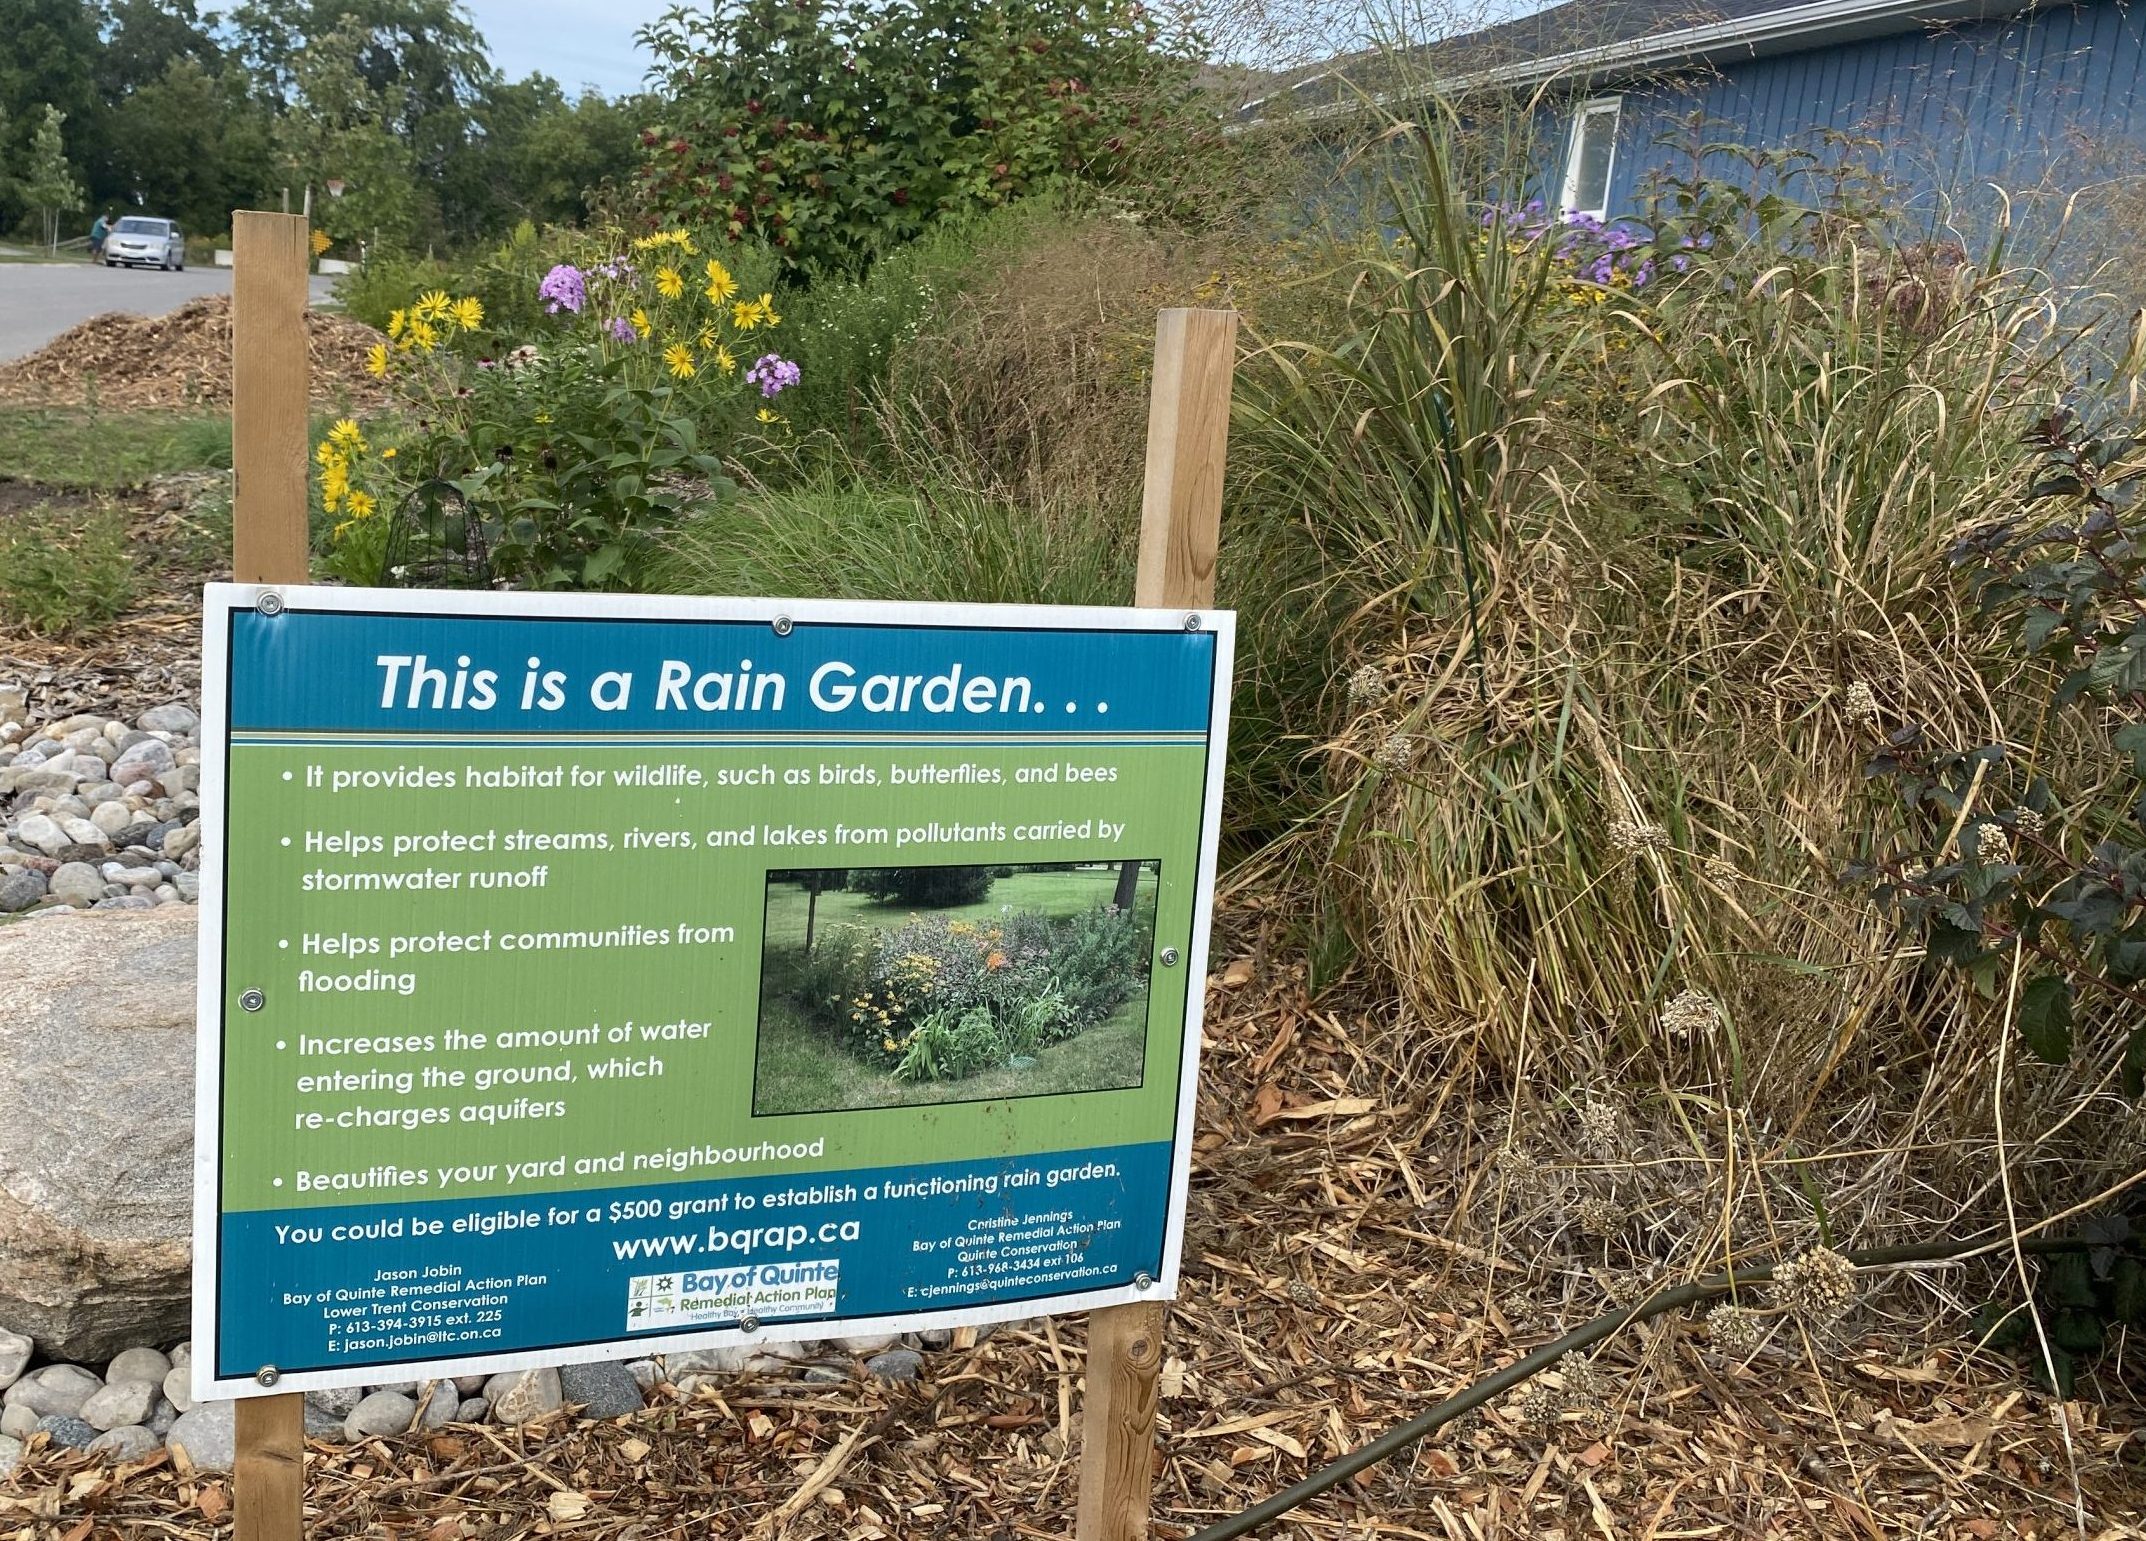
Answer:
[1186, 1235, 2088, 1541]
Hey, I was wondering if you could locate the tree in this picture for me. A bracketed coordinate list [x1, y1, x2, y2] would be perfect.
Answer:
[851, 866, 995, 908]
[276, 16, 423, 248]
[21, 105, 81, 253]
[0, 1, 101, 233]
[774, 869, 850, 954]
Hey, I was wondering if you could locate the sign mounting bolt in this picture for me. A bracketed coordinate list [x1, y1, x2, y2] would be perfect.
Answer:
[1182, 612, 1201, 632]
[1134, 1272, 1155, 1290]
[771, 615, 793, 636]
[256, 590, 286, 617]
[239, 989, 265, 1013]
[255, 1365, 280, 1387]
[738, 1315, 761, 1334]
[1159, 947, 1180, 967]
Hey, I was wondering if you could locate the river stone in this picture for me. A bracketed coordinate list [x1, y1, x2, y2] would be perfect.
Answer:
[413, 1383, 459, 1430]
[161, 823, 199, 860]
[866, 1349, 924, 1382]
[106, 1347, 171, 1386]
[0, 906, 197, 1360]
[14, 814, 65, 857]
[0, 1433, 19, 1479]
[0, 1330, 28, 1390]
[160, 1368, 194, 1416]
[456, 1396, 489, 1422]
[3, 1364, 102, 1419]
[560, 1360, 642, 1418]
[303, 1401, 349, 1442]
[345, 1390, 417, 1440]
[832, 1333, 900, 1355]
[148, 1396, 178, 1437]
[35, 1414, 98, 1450]
[46, 863, 102, 907]
[108, 741, 175, 788]
[79, 1378, 156, 1431]
[87, 1424, 160, 1462]
[304, 1386, 360, 1418]
[0, 870, 44, 912]
[483, 1367, 562, 1425]
[167, 1400, 235, 1473]
[0, 1404, 37, 1438]
[137, 705, 199, 735]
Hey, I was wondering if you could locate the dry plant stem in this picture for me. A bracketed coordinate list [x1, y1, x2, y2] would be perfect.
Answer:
[1185, 1235, 2097, 1541]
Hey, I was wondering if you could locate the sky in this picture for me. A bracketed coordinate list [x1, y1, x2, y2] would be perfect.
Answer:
[458, 0, 1562, 101]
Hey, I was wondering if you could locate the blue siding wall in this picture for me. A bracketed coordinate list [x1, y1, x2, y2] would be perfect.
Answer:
[1565, 1, 2146, 233]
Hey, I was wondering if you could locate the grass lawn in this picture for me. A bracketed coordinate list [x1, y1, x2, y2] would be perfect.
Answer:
[753, 864, 1160, 1115]
[0, 408, 231, 489]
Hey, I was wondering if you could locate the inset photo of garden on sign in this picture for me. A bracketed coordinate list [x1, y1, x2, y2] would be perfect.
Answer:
[753, 859, 1162, 1115]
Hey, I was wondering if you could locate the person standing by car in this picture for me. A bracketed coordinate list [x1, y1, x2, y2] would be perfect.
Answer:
[88, 212, 108, 261]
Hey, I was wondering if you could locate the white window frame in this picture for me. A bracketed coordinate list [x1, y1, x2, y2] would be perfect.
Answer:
[1560, 96, 1623, 220]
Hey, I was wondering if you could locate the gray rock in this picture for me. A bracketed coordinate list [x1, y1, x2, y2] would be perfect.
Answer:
[79, 1379, 156, 1431]
[35, 1414, 98, 1450]
[303, 1401, 349, 1442]
[865, 1349, 924, 1382]
[168, 1343, 189, 1370]
[0, 1404, 37, 1438]
[452, 1374, 488, 1396]
[90, 802, 138, 839]
[167, 1400, 235, 1473]
[137, 706, 199, 735]
[623, 1359, 658, 1393]
[3, 1364, 102, 1419]
[831, 1333, 900, 1355]
[0, 870, 44, 912]
[560, 1360, 642, 1418]
[482, 1367, 562, 1425]
[0, 906, 198, 1360]
[174, 872, 200, 902]
[0, 1433, 19, 1479]
[14, 813, 64, 856]
[106, 1348, 171, 1386]
[344, 1390, 416, 1440]
[57, 817, 107, 850]
[802, 1365, 848, 1384]
[157, 766, 199, 798]
[86, 1424, 160, 1462]
[160, 823, 199, 861]
[0, 1329, 28, 1390]
[108, 741, 175, 788]
[303, 1386, 360, 1418]
[46, 862, 102, 907]
[413, 1383, 460, 1430]
[78, 781, 125, 807]
[147, 1396, 178, 1437]
[365, 1381, 420, 1396]
[455, 1396, 489, 1422]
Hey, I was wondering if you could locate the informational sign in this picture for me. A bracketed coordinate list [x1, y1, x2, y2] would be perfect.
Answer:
[190, 586, 1232, 1398]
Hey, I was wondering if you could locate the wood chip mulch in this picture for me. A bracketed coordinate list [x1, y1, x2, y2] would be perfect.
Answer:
[0, 296, 387, 412]
[7, 944, 2144, 1539]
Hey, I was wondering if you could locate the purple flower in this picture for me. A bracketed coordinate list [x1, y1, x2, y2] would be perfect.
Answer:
[1671, 254, 1690, 273]
[538, 264, 587, 315]
[745, 353, 801, 398]
[608, 315, 637, 342]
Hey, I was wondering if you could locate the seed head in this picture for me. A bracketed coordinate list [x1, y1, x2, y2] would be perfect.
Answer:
[1494, 1145, 1540, 1188]
[1560, 1355, 1608, 1407]
[1576, 1194, 1623, 1237]
[1577, 1097, 1626, 1156]
[1373, 732, 1418, 772]
[2012, 806, 2045, 837]
[1844, 681, 1880, 725]
[1773, 1246, 1857, 1322]
[1514, 1379, 1563, 1428]
[1706, 1302, 1763, 1357]
[1345, 663, 1389, 707]
[1704, 855, 1738, 884]
[1974, 822, 2010, 863]
[1286, 1278, 1319, 1308]
[1660, 988, 1718, 1039]
[1609, 819, 1671, 858]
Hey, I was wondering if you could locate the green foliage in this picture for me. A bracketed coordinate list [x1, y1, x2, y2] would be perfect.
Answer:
[892, 1005, 1007, 1083]
[850, 865, 995, 907]
[0, 504, 135, 637]
[21, 105, 81, 251]
[0, 409, 231, 488]
[636, 0, 1205, 276]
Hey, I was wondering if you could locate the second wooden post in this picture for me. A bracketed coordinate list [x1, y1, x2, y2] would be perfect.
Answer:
[1074, 305, 1238, 1541]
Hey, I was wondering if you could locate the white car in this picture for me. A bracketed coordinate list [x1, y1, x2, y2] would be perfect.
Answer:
[105, 217, 186, 270]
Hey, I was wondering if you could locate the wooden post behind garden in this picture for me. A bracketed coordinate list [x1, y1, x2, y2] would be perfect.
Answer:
[229, 207, 312, 1541]
[1074, 305, 1238, 1541]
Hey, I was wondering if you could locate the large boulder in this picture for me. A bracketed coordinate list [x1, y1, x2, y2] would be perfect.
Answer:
[0, 907, 195, 1361]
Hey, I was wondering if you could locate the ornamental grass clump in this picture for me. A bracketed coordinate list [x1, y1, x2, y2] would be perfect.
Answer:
[317, 231, 793, 591]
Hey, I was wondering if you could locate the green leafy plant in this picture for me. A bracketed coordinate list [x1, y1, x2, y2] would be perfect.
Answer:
[0, 505, 135, 637]
[893, 1005, 1008, 1082]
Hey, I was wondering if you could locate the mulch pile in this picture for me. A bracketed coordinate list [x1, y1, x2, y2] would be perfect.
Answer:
[5, 943, 2143, 1537]
[0, 296, 388, 411]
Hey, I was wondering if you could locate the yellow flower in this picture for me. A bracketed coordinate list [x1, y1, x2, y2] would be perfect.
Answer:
[416, 289, 451, 319]
[756, 293, 780, 327]
[315, 440, 343, 469]
[328, 418, 366, 452]
[731, 298, 761, 331]
[534, 411, 552, 424]
[450, 296, 484, 332]
[713, 344, 736, 374]
[365, 343, 388, 378]
[756, 408, 782, 424]
[664, 342, 696, 379]
[309, 228, 331, 257]
[408, 317, 439, 352]
[321, 461, 349, 511]
[380, 447, 396, 458]
[386, 308, 405, 339]
[345, 489, 376, 519]
[655, 266, 683, 299]
[882, 1037, 898, 1052]
[703, 260, 737, 306]
[632, 308, 652, 339]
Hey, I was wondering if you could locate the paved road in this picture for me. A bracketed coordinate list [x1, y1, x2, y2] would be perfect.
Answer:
[0, 262, 339, 362]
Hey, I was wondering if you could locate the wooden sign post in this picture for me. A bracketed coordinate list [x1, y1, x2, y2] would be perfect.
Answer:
[1075, 306, 1239, 1541]
[228, 207, 311, 1541]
